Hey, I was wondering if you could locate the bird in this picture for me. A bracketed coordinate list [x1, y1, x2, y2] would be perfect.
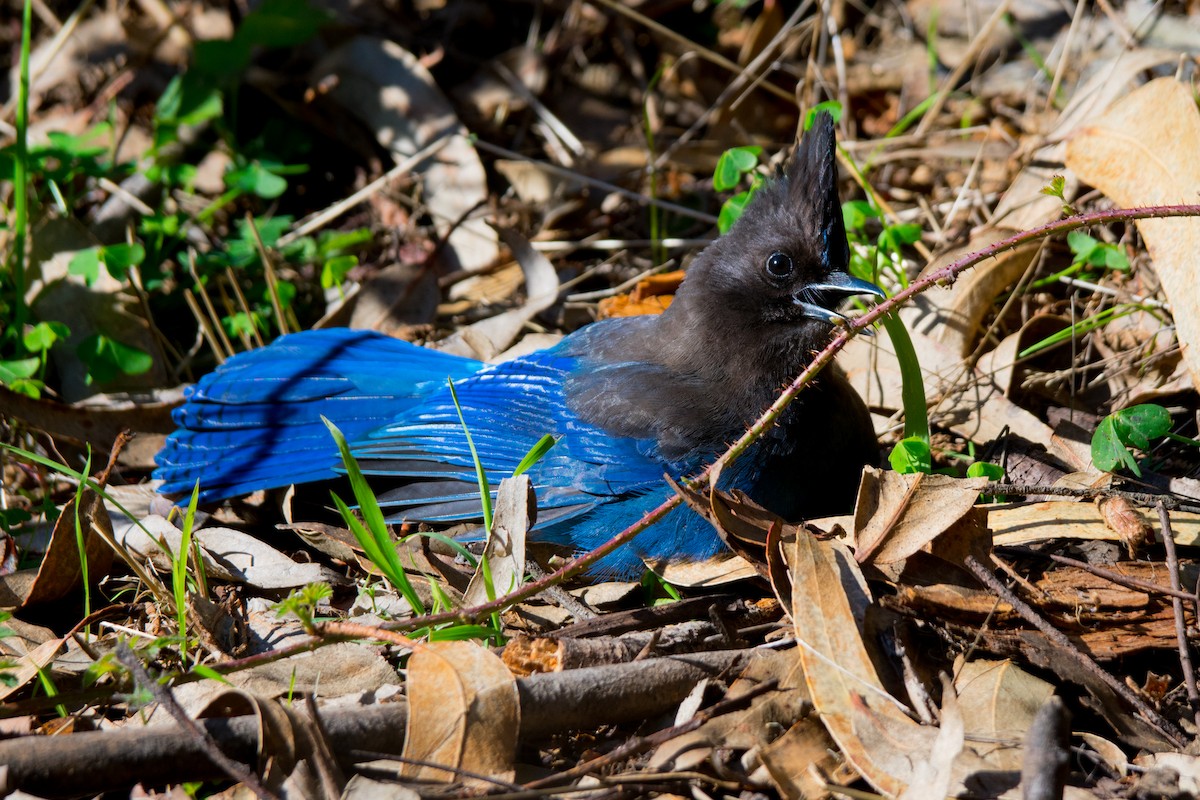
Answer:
[154, 112, 882, 577]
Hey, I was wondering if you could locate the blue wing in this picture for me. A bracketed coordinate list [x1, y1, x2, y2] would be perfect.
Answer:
[350, 340, 728, 575]
[154, 329, 482, 500]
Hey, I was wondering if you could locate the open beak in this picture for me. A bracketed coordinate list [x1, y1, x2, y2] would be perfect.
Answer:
[793, 273, 884, 325]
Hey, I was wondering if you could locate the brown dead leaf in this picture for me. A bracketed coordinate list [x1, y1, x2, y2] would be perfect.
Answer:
[1064, 76, 1200, 385]
[21, 489, 113, 609]
[955, 659, 1055, 771]
[790, 535, 1018, 797]
[851, 467, 990, 575]
[789, 533, 921, 795]
[401, 641, 519, 786]
[436, 227, 561, 360]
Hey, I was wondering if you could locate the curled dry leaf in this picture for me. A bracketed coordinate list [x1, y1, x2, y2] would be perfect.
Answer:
[1064, 76, 1200, 385]
[1095, 496, 1154, 557]
[649, 649, 820, 780]
[401, 641, 519, 786]
[851, 467, 990, 576]
[197, 690, 344, 799]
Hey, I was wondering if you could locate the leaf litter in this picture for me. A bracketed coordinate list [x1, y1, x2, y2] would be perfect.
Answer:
[1, 0, 1200, 798]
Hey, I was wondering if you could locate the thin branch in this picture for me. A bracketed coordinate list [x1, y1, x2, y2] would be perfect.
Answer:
[1158, 502, 1200, 735]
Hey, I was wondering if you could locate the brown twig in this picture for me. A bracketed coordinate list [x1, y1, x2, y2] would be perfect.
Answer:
[986, 483, 1200, 513]
[116, 642, 280, 800]
[963, 554, 1186, 747]
[1157, 502, 1200, 735]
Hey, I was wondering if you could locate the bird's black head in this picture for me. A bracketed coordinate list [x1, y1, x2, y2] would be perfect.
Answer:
[672, 112, 882, 347]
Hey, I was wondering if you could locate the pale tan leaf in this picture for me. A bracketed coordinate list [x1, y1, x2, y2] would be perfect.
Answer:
[990, 501, 1200, 547]
[899, 676, 964, 800]
[955, 660, 1055, 771]
[1064, 76, 1200, 385]
[462, 476, 531, 608]
[401, 641, 519, 785]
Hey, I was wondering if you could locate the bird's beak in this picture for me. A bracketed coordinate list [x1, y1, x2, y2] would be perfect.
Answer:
[792, 273, 885, 325]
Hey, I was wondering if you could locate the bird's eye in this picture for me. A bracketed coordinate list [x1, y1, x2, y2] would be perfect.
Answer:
[765, 251, 794, 278]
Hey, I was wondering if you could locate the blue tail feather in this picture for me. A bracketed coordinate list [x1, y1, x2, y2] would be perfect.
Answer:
[155, 329, 482, 501]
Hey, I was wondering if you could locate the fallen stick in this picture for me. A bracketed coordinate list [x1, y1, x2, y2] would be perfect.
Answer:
[0, 649, 759, 797]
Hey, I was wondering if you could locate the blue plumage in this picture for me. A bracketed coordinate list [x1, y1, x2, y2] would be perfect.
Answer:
[154, 113, 882, 576]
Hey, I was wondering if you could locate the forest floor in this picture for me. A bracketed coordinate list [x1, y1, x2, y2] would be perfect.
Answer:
[2, 0, 1200, 797]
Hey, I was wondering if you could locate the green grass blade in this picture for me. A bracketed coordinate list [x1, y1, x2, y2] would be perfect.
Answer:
[174, 481, 201, 668]
[10, 0, 33, 335]
[512, 434, 557, 478]
[323, 417, 425, 614]
[447, 379, 492, 533]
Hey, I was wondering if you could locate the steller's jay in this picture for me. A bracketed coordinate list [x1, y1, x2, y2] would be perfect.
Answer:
[154, 112, 882, 576]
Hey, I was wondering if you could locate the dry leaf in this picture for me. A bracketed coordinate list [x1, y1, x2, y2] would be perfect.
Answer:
[22, 489, 114, 609]
[1065, 76, 1200, 385]
[790, 533, 920, 795]
[436, 227, 560, 360]
[842, 326, 1092, 470]
[990, 501, 1200, 547]
[121, 515, 336, 591]
[790, 535, 1017, 797]
[401, 641, 519, 785]
[898, 676, 964, 800]
[955, 659, 1055, 771]
[1096, 496, 1153, 557]
[851, 468, 990, 574]
[462, 476, 531, 608]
